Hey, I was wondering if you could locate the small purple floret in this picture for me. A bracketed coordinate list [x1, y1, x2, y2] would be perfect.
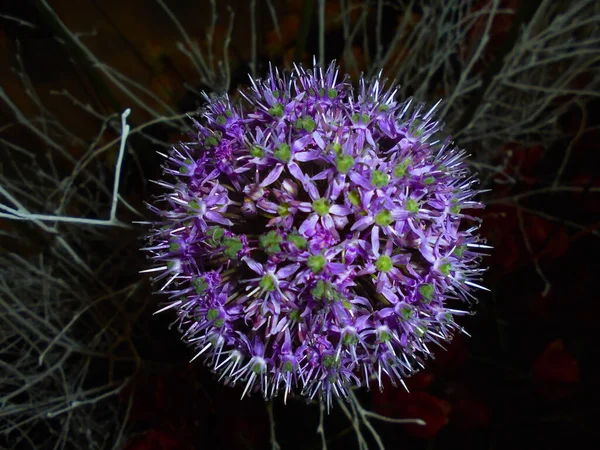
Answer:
[143, 62, 488, 406]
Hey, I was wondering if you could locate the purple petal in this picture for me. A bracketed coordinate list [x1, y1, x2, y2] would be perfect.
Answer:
[295, 150, 320, 162]
[205, 211, 233, 226]
[352, 295, 373, 309]
[380, 286, 399, 303]
[354, 314, 371, 329]
[408, 218, 427, 240]
[391, 209, 410, 221]
[378, 119, 396, 138]
[281, 329, 293, 353]
[355, 131, 365, 151]
[291, 134, 313, 153]
[330, 205, 351, 216]
[289, 162, 320, 199]
[234, 166, 252, 174]
[251, 314, 268, 332]
[208, 182, 221, 197]
[399, 138, 413, 151]
[391, 253, 410, 265]
[411, 165, 432, 176]
[270, 298, 281, 316]
[288, 162, 305, 181]
[257, 200, 279, 214]
[327, 178, 344, 201]
[332, 214, 349, 230]
[277, 263, 300, 279]
[299, 214, 319, 237]
[357, 265, 376, 276]
[351, 216, 374, 231]
[365, 129, 376, 148]
[243, 183, 265, 201]
[271, 316, 288, 336]
[322, 215, 339, 239]
[311, 169, 332, 181]
[296, 201, 312, 213]
[419, 241, 435, 263]
[349, 171, 372, 190]
[371, 226, 380, 256]
[243, 257, 264, 275]
[282, 179, 298, 196]
[252, 336, 265, 357]
[260, 164, 284, 187]
[312, 132, 326, 149]
[306, 180, 320, 201]
[361, 190, 374, 206]
[328, 263, 347, 275]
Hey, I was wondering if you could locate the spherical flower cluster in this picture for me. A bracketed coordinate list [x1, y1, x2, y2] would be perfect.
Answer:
[143, 62, 488, 406]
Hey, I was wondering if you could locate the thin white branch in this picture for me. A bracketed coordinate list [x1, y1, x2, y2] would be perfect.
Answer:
[441, 0, 499, 120]
[155, 0, 213, 86]
[265, 0, 282, 41]
[266, 401, 281, 450]
[36, 0, 182, 121]
[110, 109, 130, 222]
[317, 401, 327, 450]
[0, 109, 133, 229]
[0, 14, 37, 29]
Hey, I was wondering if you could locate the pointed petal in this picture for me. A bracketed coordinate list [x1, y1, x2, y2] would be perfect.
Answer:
[260, 164, 284, 187]
[299, 214, 319, 237]
[205, 211, 233, 226]
[330, 205, 351, 216]
[277, 263, 300, 279]
[371, 226, 380, 256]
[295, 150, 320, 162]
[351, 216, 374, 231]
[328, 263, 347, 274]
[291, 134, 313, 153]
[312, 132, 325, 149]
[349, 171, 372, 189]
[243, 257, 264, 275]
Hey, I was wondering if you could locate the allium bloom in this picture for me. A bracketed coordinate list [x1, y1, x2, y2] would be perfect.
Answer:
[143, 62, 488, 406]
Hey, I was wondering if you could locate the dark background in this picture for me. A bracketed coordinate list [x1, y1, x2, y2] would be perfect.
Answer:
[1, 1, 598, 449]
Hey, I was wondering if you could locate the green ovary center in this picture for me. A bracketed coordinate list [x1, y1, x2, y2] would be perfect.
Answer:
[312, 198, 330, 216]
[375, 255, 393, 272]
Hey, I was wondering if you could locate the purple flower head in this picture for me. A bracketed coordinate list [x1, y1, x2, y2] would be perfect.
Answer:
[143, 61, 489, 406]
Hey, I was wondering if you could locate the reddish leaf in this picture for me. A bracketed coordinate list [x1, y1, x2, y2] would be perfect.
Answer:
[479, 205, 520, 273]
[405, 371, 436, 391]
[430, 333, 469, 373]
[124, 429, 190, 450]
[480, 205, 569, 277]
[450, 397, 491, 431]
[532, 339, 579, 400]
[372, 374, 451, 439]
[443, 382, 491, 431]
[396, 392, 452, 439]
